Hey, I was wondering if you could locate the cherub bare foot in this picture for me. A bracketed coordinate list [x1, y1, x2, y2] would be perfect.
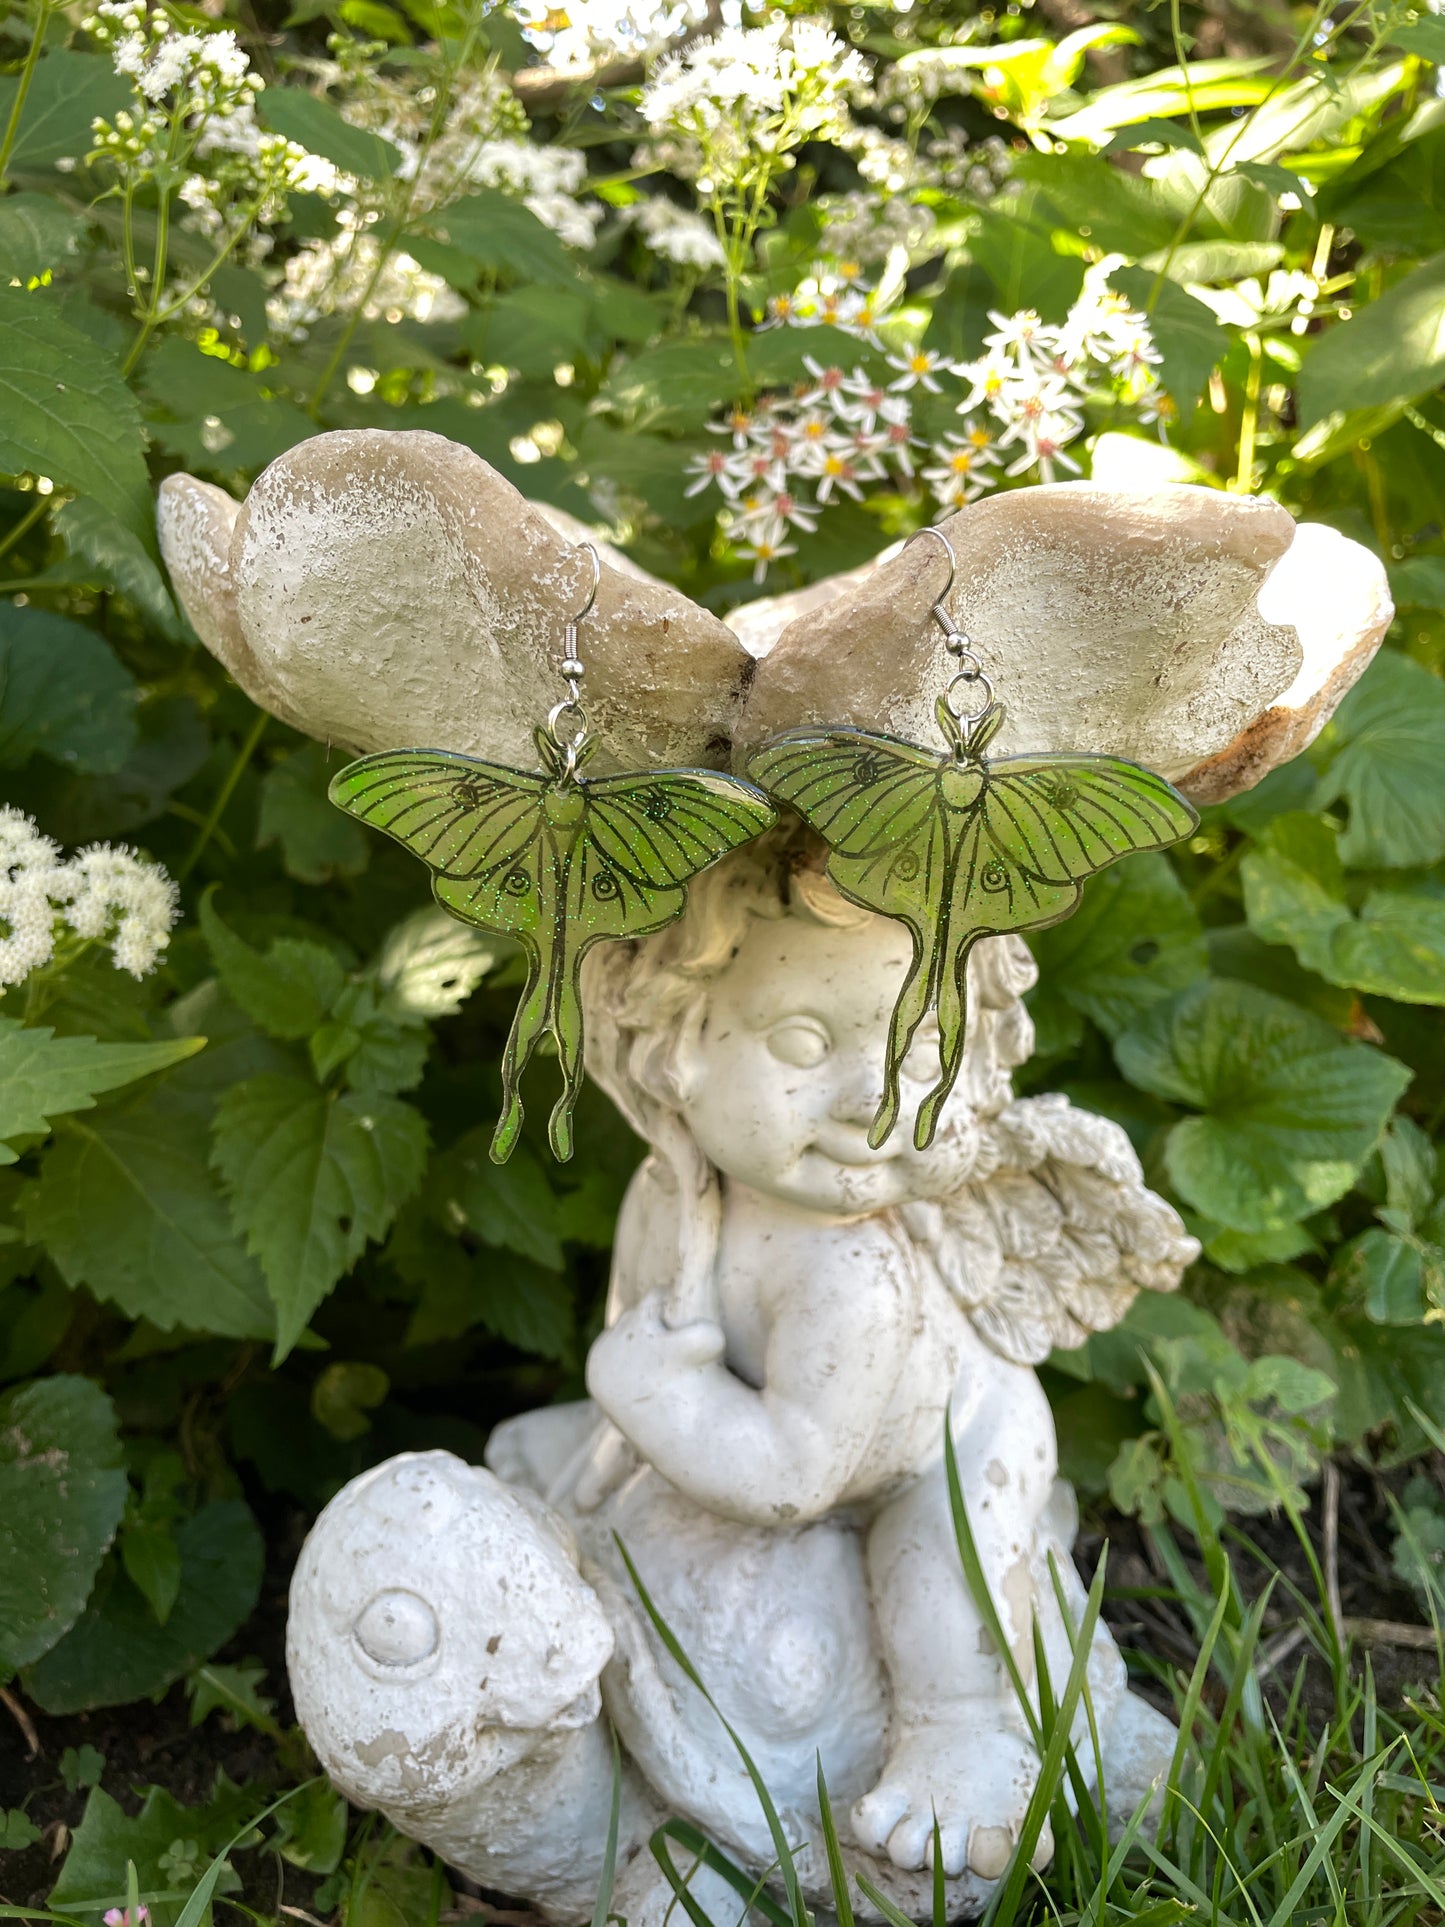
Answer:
[851, 1721, 1052, 1879]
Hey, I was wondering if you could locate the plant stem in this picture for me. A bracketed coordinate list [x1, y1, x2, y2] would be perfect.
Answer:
[178, 708, 268, 881]
[1233, 332, 1263, 492]
[0, 0, 52, 188]
[0, 495, 50, 565]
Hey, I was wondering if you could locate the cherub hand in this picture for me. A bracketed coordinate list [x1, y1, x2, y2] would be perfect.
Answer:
[585, 1290, 727, 1443]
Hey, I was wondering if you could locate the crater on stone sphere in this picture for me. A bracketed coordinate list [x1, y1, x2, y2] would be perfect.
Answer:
[354, 1589, 440, 1668]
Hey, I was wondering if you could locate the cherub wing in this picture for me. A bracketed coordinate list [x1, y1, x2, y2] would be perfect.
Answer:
[746, 728, 948, 1149]
[536, 771, 776, 1160]
[904, 1093, 1200, 1365]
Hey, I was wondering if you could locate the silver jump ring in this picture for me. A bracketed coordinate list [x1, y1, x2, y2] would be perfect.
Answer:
[945, 667, 995, 723]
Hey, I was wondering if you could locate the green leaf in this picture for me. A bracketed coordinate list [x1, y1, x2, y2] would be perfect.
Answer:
[461, 284, 595, 379]
[1242, 812, 1445, 1004]
[24, 1500, 263, 1714]
[0, 289, 153, 544]
[0, 603, 140, 773]
[257, 744, 370, 883]
[187, 1660, 279, 1736]
[1390, 16, 1445, 61]
[23, 1104, 276, 1339]
[1314, 650, 1445, 868]
[120, 1517, 182, 1626]
[0, 1018, 202, 1163]
[199, 891, 346, 1039]
[0, 194, 87, 280]
[273, 1779, 347, 1875]
[1388, 555, 1445, 608]
[54, 497, 182, 640]
[1344, 1226, 1431, 1325]
[310, 1359, 389, 1441]
[0, 51, 128, 172]
[1109, 267, 1223, 421]
[597, 337, 739, 431]
[213, 1074, 428, 1358]
[436, 1129, 564, 1268]
[1297, 251, 1445, 429]
[257, 88, 402, 181]
[60, 1744, 107, 1791]
[423, 190, 576, 285]
[1028, 852, 1207, 1040]
[0, 1809, 42, 1850]
[1116, 978, 1412, 1231]
[0, 1375, 126, 1674]
[51, 1775, 258, 1923]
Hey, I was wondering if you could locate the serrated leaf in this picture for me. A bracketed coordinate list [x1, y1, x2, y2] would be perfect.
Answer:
[1345, 1226, 1431, 1324]
[257, 744, 369, 883]
[0, 51, 128, 172]
[1297, 250, 1445, 429]
[258, 88, 403, 182]
[1116, 978, 1412, 1232]
[423, 189, 576, 284]
[1029, 852, 1207, 1039]
[435, 1128, 563, 1268]
[1388, 555, 1445, 608]
[187, 1660, 278, 1735]
[23, 1105, 275, 1340]
[0, 194, 88, 280]
[0, 1375, 126, 1673]
[0, 1018, 202, 1163]
[213, 1074, 428, 1358]
[54, 497, 182, 640]
[0, 603, 139, 773]
[1314, 650, 1445, 868]
[199, 891, 346, 1039]
[0, 288, 153, 544]
[1242, 811, 1445, 1004]
[25, 1500, 263, 1714]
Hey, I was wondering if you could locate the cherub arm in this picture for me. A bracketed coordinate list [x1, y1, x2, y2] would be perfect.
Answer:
[585, 1261, 909, 1526]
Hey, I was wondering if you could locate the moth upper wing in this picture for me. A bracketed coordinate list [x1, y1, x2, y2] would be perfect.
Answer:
[747, 728, 940, 858]
[328, 749, 546, 880]
[583, 770, 777, 896]
[979, 755, 1198, 885]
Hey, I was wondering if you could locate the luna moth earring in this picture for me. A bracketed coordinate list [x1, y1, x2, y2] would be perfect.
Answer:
[747, 524, 1199, 1153]
[329, 544, 776, 1164]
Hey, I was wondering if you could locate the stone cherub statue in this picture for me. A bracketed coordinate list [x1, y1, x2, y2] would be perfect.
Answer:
[160, 430, 1391, 1919]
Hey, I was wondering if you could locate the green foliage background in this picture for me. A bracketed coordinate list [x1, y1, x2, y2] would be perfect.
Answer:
[3, 0, 1445, 1911]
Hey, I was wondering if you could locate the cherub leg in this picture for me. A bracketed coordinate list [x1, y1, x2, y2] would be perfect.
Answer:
[852, 1373, 1057, 1880]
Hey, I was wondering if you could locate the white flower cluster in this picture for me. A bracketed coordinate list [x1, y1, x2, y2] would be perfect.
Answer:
[624, 195, 725, 268]
[688, 266, 1167, 579]
[267, 214, 464, 338]
[638, 19, 871, 186]
[469, 138, 601, 249]
[514, 0, 711, 68]
[0, 809, 179, 989]
[84, 0, 260, 170]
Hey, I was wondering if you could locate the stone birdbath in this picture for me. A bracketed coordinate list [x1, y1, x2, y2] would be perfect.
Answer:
[160, 432, 1389, 1922]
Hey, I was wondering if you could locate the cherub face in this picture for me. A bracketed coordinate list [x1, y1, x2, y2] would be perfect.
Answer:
[674, 910, 982, 1217]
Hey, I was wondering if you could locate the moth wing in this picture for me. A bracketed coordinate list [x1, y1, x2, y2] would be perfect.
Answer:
[329, 749, 546, 879]
[979, 755, 1198, 887]
[746, 729, 940, 859]
[583, 770, 776, 894]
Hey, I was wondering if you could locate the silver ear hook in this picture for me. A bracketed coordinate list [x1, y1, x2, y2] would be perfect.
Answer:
[904, 524, 994, 724]
[548, 542, 601, 775]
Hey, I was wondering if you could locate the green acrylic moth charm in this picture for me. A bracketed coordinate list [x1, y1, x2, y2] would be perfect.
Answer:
[747, 693, 1198, 1153]
[331, 727, 775, 1164]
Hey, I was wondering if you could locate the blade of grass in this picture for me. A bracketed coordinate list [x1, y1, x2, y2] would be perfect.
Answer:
[944, 1422, 1043, 1750]
[591, 1726, 623, 1927]
[814, 1760, 855, 1927]
[616, 1537, 809, 1927]
[651, 1820, 791, 1927]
